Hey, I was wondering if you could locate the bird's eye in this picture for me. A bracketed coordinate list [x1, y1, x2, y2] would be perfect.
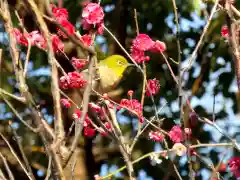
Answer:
[117, 60, 124, 66]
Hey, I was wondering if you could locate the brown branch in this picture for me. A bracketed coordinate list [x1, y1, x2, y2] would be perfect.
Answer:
[42, 14, 95, 56]
[225, 1, 240, 91]
[0, 0, 55, 140]
[0, 152, 15, 180]
[129, 9, 146, 153]
[63, 55, 95, 168]
[0, 94, 36, 132]
[0, 133, 32, 180]
[0, 1, 67, 179]
[0, 0, 55, 139]
[10, 123, 36, 180]
[25, 0, 64, 140]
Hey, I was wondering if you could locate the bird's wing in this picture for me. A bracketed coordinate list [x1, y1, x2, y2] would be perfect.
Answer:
[98, 65, 120, 91]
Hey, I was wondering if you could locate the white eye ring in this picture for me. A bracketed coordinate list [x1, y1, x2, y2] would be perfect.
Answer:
[117, 60, 124, 66]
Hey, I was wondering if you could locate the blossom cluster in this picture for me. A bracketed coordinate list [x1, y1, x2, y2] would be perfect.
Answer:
[131, 34, 166, 64]
[13, 27, 65, 53]
[52, 6, 75, 38]
[149, 131, 164, 142]
[221, 26, 229, 38]
[119, 98, 143, 122]
[59, 72, 87, 89]
[229, 157, 240, 178]
[71, 104, 112, 137]
[72, 109, 95, 137]
[168, 125, 184, 143]
[146, 79, 160, 97]
[71, 57, 89, 70]
[13, 2, 104, 54]
[82, 3, 104, 34]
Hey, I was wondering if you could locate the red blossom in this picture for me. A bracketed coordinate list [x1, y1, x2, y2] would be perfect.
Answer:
[190, 149, 197, 156]
[82, 20, 103, 35]
[13, 28, 28, 46]
[97, 22, 104, 34]
[120, 99, 143, 117]
[107, 102, 114, 109]
[82, 3, 104, 25]
[13, 29, 47, 49]
[103, 93, 108, 99]
[59, 72, 87, 89]
[130, 48, 150, 64]
[60, 98, 71, 108]
[82, 19, 92, 31]
[146, 79, 160, 97]
[72, 109, 82, 119]
[80, 34, 92, 46]
[72, 110, 91, 127]
[13, 28, 22, 41]
[221, 26, 229, 38]
[28, 31, 46, 49]
[52, 7, 68, 21]
[150, 40, 166, 53]
[104, 122, 111, 130]
[71, 57, 88, 69]
[138, 116, 144, 123]
[51, 34, 64, 53]
[149, 131, 164, 142]
[88, 102, 102, 113]
[84, 127, 95, 137]
[168, 125, 184, 143]
[127, 90, 134, 97]
[229, 157, 240, 178]
[132, 34, 154, 51]
[57, 19, 75, 38]
[217, 163, 226, 172]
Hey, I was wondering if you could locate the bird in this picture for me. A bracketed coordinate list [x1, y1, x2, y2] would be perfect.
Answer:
[82, 55, 132, 102]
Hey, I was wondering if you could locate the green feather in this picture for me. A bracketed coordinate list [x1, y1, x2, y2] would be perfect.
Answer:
[98, 55, 130, 91]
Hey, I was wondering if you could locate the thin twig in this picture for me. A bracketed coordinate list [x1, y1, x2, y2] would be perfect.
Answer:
[1, 0, 55, 142]
[14, 11, 32, 77]
[131, 8, 145, 153]
[70, 152, 78, 180]
[44, 156, 52, 180]
[161, 52, 178, 84]
[42, 14, 95, 56]
[104, 24, 160, 130]
[0, 169, 8, 180]
[184, 0, 220, 70]
[0, 94, 36, 132]
[101, 143, 232, 179]
[199, 117, 240, 151]
[0, 152, 15, 180]
[63, 55, 95, 168]
[10, 123, 36, 180]
[0, 133, 33, 180]
[130, 103, 167, 152]
[25, 0, 64, 139]
[0, 88, 26, 103]
[104, 25, 143, 73]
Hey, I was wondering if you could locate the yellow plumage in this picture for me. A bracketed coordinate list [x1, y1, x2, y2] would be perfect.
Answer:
[97, 55, 130, 92]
